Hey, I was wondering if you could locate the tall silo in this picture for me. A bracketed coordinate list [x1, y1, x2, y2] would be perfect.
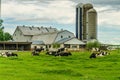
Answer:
[76, 3, 83, 40]
[86, 8, 97, 40]
[82, 3, 93, 40]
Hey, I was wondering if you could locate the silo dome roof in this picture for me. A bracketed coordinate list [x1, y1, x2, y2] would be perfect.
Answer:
[83, 3, 93, 8]
[76, 3, 83, 8]
[88, 8, 96, 13]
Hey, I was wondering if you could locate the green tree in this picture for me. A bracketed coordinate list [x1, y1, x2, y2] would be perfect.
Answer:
[52, 43, 60, 49]
[0, 19, 13, 41]
[0, 19, 4, 41]
[4, 32, 13, 41]
[86, 40, 101, 50]
[0, 19, 3, 28]
[0, 29, 4, 41]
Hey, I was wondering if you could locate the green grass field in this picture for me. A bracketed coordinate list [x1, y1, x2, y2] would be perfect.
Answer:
[0, 50, 120, 80]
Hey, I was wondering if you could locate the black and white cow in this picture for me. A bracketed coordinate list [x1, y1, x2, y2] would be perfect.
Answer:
[90, 48, 110, 58]
[0, 52, 18, 57]
[55, 51, 72, 57]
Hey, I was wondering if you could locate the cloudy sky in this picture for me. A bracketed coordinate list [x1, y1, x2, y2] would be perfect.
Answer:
[1, 0, 120, 44]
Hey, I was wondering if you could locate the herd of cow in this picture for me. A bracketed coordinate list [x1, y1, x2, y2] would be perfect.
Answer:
[0, 47, 110, 58]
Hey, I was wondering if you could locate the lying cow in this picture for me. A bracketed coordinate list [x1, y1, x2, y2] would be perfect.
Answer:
[46, 51, 57, 56]
[0, 52, 18, 57]
[35, 47, 44, 52]
[90, 51, 110, 58]
[55, 51, 72, 57]
[89, 53, 97, 58]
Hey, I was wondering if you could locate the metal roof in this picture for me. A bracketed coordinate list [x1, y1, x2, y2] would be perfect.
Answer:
[32, 31, 58, 44]
[16, 26, 58, 35]
[31, 30, 74, 44]
[56, 37, 85, 45]
[32, 40, 44, 45]
[56, 37, 71, 44]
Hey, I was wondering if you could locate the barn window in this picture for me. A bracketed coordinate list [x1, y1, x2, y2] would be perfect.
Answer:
[68, 36, 71, 38]
[37, 27, 40, 30]
[29, 27, 32, 30]
[72, 45, 77, 48]
[65, 44, 70, 48]
[20, 33, 22, 36]
[49, 45, 51, 48]
[61, 35, 63, 38]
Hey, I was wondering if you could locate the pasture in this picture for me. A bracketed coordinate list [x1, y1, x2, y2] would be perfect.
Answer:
[0, 50, 120, 80]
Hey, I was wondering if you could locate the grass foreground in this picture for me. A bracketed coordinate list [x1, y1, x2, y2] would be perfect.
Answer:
[0, 50, 120, 80]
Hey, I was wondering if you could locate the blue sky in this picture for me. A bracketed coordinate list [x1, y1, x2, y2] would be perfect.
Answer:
[1, 0, 120, 44]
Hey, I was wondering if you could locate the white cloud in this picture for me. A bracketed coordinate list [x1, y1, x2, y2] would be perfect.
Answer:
[2, 0, 75, 25]
[95, 6, 120, 26]
[2, 0, 120, 44]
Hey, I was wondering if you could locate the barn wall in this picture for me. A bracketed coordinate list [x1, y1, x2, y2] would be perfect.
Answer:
[55, 31, 75, 42]
[13, 28, 32, 42]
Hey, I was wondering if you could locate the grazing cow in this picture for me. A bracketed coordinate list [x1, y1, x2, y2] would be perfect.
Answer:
[31, 51, 39, 56]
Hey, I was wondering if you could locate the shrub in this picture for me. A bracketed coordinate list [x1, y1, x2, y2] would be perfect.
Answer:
[86, 40, 101, 50]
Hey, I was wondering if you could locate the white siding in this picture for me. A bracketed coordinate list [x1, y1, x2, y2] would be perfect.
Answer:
[64, 38, 85, 45]
[32, 33, 57, 44]
[55, 31, 75, 42]
[13, 28, 32, 42]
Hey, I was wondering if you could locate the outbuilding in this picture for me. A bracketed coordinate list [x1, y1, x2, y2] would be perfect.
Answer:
[0, 41, 32, 51]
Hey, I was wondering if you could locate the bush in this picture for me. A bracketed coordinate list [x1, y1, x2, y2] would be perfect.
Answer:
[86, 40, 101, 50]
[52, 43, 60, 48]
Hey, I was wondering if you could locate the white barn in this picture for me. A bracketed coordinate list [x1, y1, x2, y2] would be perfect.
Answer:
[13, 26, 58, 42]
[13, 26, 85, 50]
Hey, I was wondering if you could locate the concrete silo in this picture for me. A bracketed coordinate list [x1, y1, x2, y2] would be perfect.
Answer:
[75, 3, 97, 41]
[82, 3, 93, 40]
[86, 8, 97, 40]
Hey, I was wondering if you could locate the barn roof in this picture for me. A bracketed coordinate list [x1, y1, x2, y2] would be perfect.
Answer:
[56, 37, 71, 44]
[31, 30, 74, 44]
[32, 40, 45, 45]
[56, 37, 85, 45]
[14, 26, 58, 36]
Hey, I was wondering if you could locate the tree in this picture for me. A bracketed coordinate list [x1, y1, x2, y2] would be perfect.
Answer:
[52, 43, 60, 49]
[4, 32, 13, 41]
[0, 29, 4, 41]
[0, 19, 3, 28]
[0, 19, 4, 41]
[0, 19, 13, 41]
[86, 40, 101, 50]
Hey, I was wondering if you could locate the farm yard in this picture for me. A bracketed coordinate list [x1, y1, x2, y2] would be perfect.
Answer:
[0, 50, 120, 80]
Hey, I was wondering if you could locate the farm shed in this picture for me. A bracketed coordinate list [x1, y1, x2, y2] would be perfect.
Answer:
[56, 37, 86, 51]
[0, 41, 32, 50]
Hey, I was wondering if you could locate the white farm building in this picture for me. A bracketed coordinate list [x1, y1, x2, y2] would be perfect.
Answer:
[13, 26, 85, 51]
